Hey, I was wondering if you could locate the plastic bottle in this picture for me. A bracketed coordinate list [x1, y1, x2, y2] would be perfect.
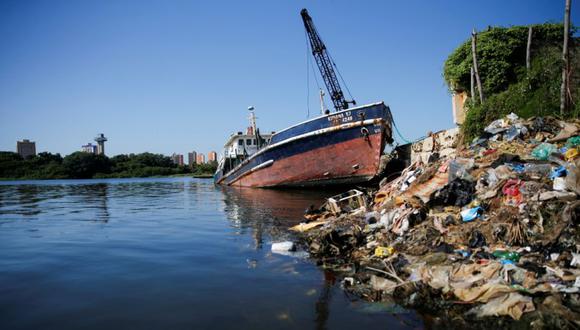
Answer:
[492, 250, 521, 262]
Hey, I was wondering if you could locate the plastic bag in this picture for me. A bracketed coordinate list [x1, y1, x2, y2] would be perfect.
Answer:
[523, 163, 552, 177]
[549, 166, 567, 179]
[565, 148, 579, 161]
[502, 179, 523, 205]
[484, 119, 508, 134]
[566, 136, 580, 148]
[374, 246, 395, 257]
[531, 143, 557, 160]
[461, 206, 483, 222]
[504, 124, 528, 141]
[448, 158, 474, 182]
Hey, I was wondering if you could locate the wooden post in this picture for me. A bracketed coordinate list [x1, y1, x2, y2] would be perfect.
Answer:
[560, 0, 571, 115]
[470, 66, 475, 101]
[472, 29, 484, 103]
[526, 26, 533, 70]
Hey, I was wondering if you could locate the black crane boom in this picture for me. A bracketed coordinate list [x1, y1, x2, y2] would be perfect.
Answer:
[301, 8, 355, 112]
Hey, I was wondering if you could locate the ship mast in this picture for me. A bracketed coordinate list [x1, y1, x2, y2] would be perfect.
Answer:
[319, 89, 326, 114]
[248, 105, 264, 149]
[248, 106, 257, 135]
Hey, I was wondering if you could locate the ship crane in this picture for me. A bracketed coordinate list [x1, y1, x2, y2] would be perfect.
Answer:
[301, 8, 356, 112]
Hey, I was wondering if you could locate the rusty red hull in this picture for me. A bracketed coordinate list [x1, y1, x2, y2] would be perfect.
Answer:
[233, 133, 383, 187]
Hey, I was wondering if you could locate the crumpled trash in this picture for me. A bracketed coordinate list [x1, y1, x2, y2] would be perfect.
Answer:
[453, 282, 516, 303]
[400, 169, 421, 192]
[271, 241, 295, 253]
[550, 166, 567, 179]
[448, 158, 475, 182]
[430, 178, 475, 207]
[400, 164, 449, 203]
[461, 206, 483, 222]
[485, 118, 510, 134]
[565, 163, 580, 194]
[539, 190, 577, 201]
[523, 163, 552, 177]
[469, 230, 487, 248]
[290, 220, 326, 232]
[519, 181, 545, 197]
[504, 123, 528, 142]
[374, 246, 395, 257]
[502, 179, 523, 206]
[483, 113, 528, 142]
[531, 143, 558, 160]
[565, 148, 579, 161]
[553, 177, 567, 191]
[571, 253, 580, 267]
[364, 211, 381, 223]
[566, 136, 580, 148]
[466, 292, 535, 320]
[370, 275, 397, 294]
[271, 241, 308, 257]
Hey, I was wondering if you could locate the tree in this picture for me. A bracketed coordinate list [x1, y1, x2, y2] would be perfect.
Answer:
[63, 152, 111, 179]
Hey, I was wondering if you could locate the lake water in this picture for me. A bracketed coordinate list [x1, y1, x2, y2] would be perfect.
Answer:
[0, 177, 422, 329]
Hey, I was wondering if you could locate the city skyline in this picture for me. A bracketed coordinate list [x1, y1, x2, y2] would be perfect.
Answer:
[1, 1, 575, 156]
[9, 135, 218, 161]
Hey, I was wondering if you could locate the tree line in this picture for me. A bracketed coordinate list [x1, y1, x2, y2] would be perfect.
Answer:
[0, 151, 217, 180]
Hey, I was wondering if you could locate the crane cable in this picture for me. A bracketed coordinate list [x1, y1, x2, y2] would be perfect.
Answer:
[305, 31, 324, 118]
[306, 30, 310, 118]
[326, 49, 355, 102]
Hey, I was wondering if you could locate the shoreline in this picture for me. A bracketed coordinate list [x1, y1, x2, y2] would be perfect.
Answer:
[0, 173, 215, 182]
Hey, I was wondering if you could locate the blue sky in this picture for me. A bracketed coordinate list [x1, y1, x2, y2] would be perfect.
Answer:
[0, 0, 575, 157]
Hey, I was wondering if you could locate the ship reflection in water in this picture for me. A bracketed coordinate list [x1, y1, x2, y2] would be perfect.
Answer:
[0, 178, 421, 329]
[219, 185, 344, 330]
[219, 186, 337, 249]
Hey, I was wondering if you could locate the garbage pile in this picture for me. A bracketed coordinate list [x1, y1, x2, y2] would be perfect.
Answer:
[291, 114, 580, 327]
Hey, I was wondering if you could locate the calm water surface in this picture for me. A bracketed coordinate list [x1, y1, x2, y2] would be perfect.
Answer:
[0, 177, 422, 329]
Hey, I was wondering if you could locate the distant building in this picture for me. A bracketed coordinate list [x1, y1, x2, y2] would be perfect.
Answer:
[196, 153, 206, 164]
[81, 143, 98, 154]
[94, 133, 107, 155]
[16, 139, 36, 158]
[208, 151, 217, 163]
[188, 151, 197, 168]
[171, 153, 184, 166]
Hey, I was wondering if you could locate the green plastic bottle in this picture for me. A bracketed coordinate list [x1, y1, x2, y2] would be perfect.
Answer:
[492, 250, 520, 262]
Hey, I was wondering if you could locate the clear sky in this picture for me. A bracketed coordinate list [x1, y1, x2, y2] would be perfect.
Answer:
[0, 0, 575, 157]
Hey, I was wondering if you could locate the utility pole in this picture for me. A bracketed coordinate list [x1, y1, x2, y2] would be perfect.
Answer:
[526, 26, 533, 71]
[472, 29, 484, 103]
[560, 0, 572, 115]
[470, 66, 475, 102]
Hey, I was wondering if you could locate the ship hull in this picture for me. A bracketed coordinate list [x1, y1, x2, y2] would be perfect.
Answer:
[215, 102, 393, 188]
